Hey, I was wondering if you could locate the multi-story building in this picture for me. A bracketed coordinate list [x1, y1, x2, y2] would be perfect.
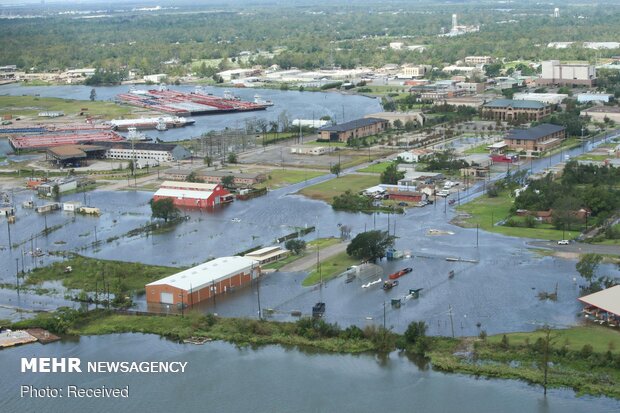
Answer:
[399, 65, 432, 78]
[504, 124, 566, 153]
[102, 142, 190, 163]
[539, 60, 596, 86]
[482, 99, 552, 122]
[464, 56, 494, 65]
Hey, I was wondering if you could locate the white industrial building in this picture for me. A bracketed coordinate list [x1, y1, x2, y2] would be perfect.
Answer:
[539, 60, 596, 86]
[146, 256, 260, 306]
[513, 93, 568, 105]
[577, 93, 614, 103]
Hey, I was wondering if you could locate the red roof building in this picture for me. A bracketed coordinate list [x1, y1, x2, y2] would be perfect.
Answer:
[153, 181, 233, 208]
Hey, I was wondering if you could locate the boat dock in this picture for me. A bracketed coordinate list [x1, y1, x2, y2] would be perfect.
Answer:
[0, 330, 38, 348]
[116, 88, 269, 116]
[26, 328, 61, 344]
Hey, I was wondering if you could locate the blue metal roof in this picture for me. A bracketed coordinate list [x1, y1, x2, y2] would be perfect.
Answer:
[319, 117, 386, 133]
[507, 123, 566, 141]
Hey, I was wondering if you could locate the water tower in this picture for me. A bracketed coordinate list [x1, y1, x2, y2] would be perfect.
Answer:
[554, 8, 560, 18]
[452, 14, 458, 29]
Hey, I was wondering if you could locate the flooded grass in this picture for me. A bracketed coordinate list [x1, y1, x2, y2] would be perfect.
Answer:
[23, 254, 181, 293]
[302, 251, 358, 286]
[299, 174, 379, 204]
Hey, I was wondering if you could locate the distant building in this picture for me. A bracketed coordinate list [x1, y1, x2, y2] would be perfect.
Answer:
[163, 169, 266, 186]
[577, 92, 613, 103]
[434, 96, 487, 108]
[504, 124, 566, 153]
[464, 56, 494, 65]
[580, 106, 620, 123]
[397, 149, 434, 163]
[244, 246, 289, 265]
[513, 93, 567, 105]
[398, 65, 432, 78]
[365, 112, 425, 128]
[143, 74, 167, 83]
[482, 99, 552, 122]
[539, 60, 596, 86]
[290, 146, 330, 155]
[101, 142, 190, 162]
[318, 118, 389, 143]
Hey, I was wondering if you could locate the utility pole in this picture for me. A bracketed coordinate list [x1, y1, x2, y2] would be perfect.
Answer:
[6, 218, 11, 249]
[94, 226, 98, 244]
[15, 258, 20, 295]
[179, 292, 184, 317]
[448, 305, 455, 338]
[476, 224, 479, 247]
[256, 268, 262, 320]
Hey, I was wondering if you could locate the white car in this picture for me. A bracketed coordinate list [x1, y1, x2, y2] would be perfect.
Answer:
[436, 190, 450, 197]
[557, 240, 570, 245]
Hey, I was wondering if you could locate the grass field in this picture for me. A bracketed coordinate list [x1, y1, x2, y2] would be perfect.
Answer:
[0, 95, 134, 118]
[357, 161, 392, 173]
[24, 254, 180, 292]
[302, 251, 359, 286]
[255, 169, 325, 189]
[299, 174, 379, 203]
[456, 191, 581, 240]
[463, 143, 491, 154]
[263, 237, 342, 271]
[487, 326, 620, 354]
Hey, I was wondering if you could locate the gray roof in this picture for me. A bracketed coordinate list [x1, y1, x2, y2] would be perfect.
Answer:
[319, 117, 386, 133]
[507, 124, 566, 141]
[483, 99, 547, 109]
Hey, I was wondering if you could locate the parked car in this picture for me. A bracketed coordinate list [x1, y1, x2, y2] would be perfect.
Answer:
[436, 190, 450, 197]
[557, 240, 570, 245]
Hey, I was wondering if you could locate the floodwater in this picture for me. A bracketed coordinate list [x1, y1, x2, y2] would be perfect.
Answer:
[2, 176, 618, 335]
[1, 334, 618, 413]
[0, 83, 383, 144]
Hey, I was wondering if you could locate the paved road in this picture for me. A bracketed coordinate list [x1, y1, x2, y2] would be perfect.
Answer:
[528, 240, 620, 256]
[280, 242, 349, 272]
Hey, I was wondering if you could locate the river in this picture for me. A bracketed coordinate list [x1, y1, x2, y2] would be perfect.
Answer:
[0, 83, 383, 145]
[1, 334, 618, 413]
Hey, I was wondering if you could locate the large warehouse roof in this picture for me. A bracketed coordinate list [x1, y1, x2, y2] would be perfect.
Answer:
[319, 117, 386, 133]
[146, 256, 259, 291]
[160, 181, 219, 191]
[154, 188, 213, 200]
[483, 99, 547, 109]
[578, 285, 620, 317]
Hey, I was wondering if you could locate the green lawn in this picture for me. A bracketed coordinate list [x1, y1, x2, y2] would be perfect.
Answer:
[299, 174, 380, 203]
[0, 95, 134, 119]
[306, 140, 347, 147]
[357, 161, 393, 173]
[255, 169, 326, 189]
[456, 191, 581, 240]
[463, 143, 491, 155]
[487, 326, 620, 354]
[263, 237, 343, 271]
[302, 250, 358, 286]
[24, 254, 181, 293]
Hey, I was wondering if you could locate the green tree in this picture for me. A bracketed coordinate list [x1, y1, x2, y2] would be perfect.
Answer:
[186, 171, 204, 183]
[149, 198, 179, 223]
[346, 230, 394, 262]
[285, 239, 306, 255]
[392, 119, 403, 130]
[204, 156, 213, 167]
[330, 163, 342, 177]
[220, 175, 235, 188]
[404, 321, 427, 344]
[89, 88, 96, 101]
[380, 162, 405, 184]
[576, 253, 602, 284]
[227, 152, 238, 164]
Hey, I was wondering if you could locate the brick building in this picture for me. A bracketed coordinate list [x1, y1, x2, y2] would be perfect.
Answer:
[319, 118, 389, 142]
[482, 99, 552, 122]
[504, 124, 566, 153]
[145, 256, 260, 306]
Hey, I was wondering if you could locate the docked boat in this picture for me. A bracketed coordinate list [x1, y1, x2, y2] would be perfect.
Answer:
[388, 267, 413, 280]
[109, 116, 196, 131]
[382, 280, 399, 290]
[253, 94, 274, 106]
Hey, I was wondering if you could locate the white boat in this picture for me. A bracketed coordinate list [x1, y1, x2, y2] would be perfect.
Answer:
[361, 279, 382, 288]
[253, 94, 274, 106]
[231, 218, 241, 223]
